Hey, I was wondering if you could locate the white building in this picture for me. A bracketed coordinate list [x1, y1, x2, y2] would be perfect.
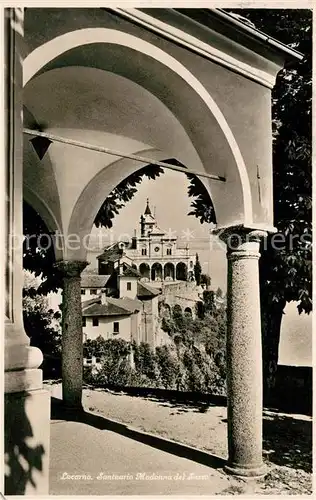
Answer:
[98, 200, 196, 283]
[81, 262, 169, 347]
[129, 199, 196, 282]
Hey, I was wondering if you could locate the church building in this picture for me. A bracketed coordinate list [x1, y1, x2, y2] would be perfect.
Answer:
[117, 199, 196, 283]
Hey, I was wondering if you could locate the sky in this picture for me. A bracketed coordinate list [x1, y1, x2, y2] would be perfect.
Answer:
[86, 169, 312, 366]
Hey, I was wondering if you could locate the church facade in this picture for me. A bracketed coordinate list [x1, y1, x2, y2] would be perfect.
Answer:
[123, 200, 196, 283]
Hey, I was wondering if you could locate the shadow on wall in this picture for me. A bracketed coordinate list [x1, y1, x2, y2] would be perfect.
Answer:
[5, 392, 46, 494]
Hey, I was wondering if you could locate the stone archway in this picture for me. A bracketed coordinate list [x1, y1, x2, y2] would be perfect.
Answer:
[159, 302, 171, 319]
[176, 262, 187, 281]
[24, 27, 255, 256]
[164, 262, 175, 281]
[18, 12, 286, 482]
[139, 263, 150, 281]
[151, 263, 163, 282]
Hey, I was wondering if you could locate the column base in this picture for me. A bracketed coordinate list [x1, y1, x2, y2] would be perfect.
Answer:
[5, 388, 51, 495]
[224, 462, 268, 478]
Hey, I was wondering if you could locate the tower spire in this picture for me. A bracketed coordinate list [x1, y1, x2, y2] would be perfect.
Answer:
[144, 198, 152, 215]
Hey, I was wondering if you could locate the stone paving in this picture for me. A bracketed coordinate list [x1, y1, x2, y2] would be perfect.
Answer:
[47, 383, 312, 495]
[50, 401, 234, 495]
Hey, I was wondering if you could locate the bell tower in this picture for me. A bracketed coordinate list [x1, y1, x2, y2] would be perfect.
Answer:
[141, 199, 156, 236]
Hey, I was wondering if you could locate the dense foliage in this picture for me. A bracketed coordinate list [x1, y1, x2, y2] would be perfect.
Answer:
[83, 289, 227, 394]
[23, 272, 61, 357]
[23, 202, 62, 294]
[232, 9, 312, 312]
[231, 9, 312, 397]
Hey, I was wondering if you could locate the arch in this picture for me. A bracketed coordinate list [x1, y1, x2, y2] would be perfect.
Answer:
[24, 28, 253, 235]
[159, 302, 171, 318]
[68, 149, 182, 253]
[23, 184, 60, 235]
[139, 263, 150, 281]
[164, 262, 175, 281]
[184, 307, 193, 316]
[173, 304, 182, 316]
[176, 262, 187, 281]
[151, 263, 163, 282]
[23, 113, 63, 244]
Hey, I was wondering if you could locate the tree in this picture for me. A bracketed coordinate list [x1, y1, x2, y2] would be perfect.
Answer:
[194, 253, 202, 285]
[230, 9, 312, 400]
[186, 173, 216, 224]
[23, 272, 61, 357]
[83, 335, 108, 358]
[155, 345, 179, 389]
[133, 342, 158, 381]
[200, 273, 211, 288]
[23, 202, 62, 295]
[95, 338, 132, 386]
[94, 164, 164, 229]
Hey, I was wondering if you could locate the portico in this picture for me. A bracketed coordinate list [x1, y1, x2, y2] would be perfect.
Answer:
[5, 7, 302, 494]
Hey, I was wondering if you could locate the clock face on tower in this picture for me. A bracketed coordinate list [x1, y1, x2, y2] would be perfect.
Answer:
[154, 246, 160, 252]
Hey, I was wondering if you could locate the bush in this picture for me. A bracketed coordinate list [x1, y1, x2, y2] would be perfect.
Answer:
[83, 307, 227, 395]
[133, 342, 159, 382]
[156, 345, 179, 389]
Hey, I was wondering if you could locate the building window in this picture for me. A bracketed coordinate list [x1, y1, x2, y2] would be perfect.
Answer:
[113, 322, 119, 333]
[167, 248, 172, 255]
[142, 248, 147, 256]
[127, 282, 132, 291]
[92, 317, 99, 327]
[81, 289, 86, 295]
[82, 317, 86, 327]
[90, 289, 98, 295]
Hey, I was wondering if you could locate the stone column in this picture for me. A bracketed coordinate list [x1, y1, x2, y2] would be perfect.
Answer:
[4, 8, 50, 495]
[56, 260, 88, 409]
[219, 227, 267, 477]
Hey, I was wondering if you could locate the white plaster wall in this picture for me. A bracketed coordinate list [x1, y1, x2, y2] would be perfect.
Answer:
[83, 315, 132, 341]
[118, 276, 138, 299]
[131, 310, 142, 344]
[24, 66, 205, 245]
[81, 289, 102, 302]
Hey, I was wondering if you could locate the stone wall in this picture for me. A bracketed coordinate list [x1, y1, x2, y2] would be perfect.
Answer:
[160, 281, 203, 318]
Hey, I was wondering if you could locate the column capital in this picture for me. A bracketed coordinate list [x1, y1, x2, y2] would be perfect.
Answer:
[55, 260, 89, 278]
[214, 226, 268, 261]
